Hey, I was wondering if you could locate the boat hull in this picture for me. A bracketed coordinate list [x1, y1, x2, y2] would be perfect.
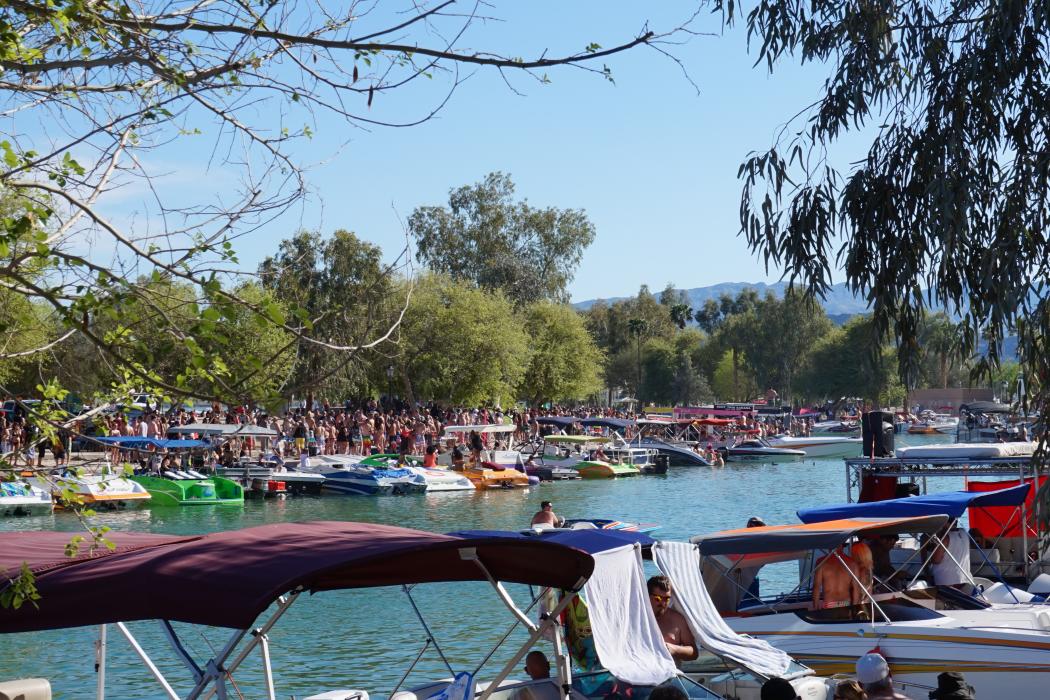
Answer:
[730, 612, 1050, 697]
[0, 481, 53, 516]
[766, 437, 862, 458]
[723, 448, 805, 462]
[574, 461, 640, 479]
[465, 467, 530, 489]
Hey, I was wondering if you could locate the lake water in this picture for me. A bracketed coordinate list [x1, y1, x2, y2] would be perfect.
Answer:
[0, 434, 958, 698]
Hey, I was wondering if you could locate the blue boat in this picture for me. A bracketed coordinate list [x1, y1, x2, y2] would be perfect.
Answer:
[295, 456, 427, 496]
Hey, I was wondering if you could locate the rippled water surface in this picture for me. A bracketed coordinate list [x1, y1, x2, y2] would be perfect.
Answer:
[1, 434, 957, 698]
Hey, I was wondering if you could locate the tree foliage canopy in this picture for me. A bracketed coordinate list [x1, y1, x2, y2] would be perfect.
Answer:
[409, 173, 596, 306]
[724, 0, 1049, 420]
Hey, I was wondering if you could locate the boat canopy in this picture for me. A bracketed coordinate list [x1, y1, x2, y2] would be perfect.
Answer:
[797, 485, 1032, 524]
[960, 401, 1013, 414]
[168, 423, 278, 437]
[579, 417, 633, 430]
[693, 418, 735, 426]
[0, 521, 594, 634]
[690, 516, 948, 556]
[441, 423, 516, 435]
[449, 528, 654, 553]
[543, 434, 609, 444]
[94, 436, 208, 449]
[535, 416, 579, 427]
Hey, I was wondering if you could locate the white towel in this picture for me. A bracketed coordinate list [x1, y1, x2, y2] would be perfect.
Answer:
[582, 545, 677, 685]
[653, 541, 790, 678]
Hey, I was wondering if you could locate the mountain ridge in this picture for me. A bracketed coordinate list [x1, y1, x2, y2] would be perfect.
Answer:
[573, 281, 872, 316]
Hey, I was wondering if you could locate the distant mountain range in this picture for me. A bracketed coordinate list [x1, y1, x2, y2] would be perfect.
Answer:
[573, 281, 873, 319]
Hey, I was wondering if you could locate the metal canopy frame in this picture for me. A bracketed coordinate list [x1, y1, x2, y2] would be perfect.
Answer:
[90, 566, 588, 700]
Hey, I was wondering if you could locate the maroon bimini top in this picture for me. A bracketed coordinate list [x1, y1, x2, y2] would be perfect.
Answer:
[0, 521, 593, 633]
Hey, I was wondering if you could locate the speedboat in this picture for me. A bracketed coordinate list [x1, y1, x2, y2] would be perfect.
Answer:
[32, 468, 152, 508]
[605, 446, 667, 474]
[464, 461, 531, 489]
[633, 436, 711, 466]
[811, 420, 859, 434]
[130, 472, 243, 505]
[574, 459, 640, 479]
[296, 455, 427, 495]
[216, 461, 326, 496]
[722, 439, 805, 462]
[765, 435, 862, 458]
[693, 515, 1050, 697]
[0, 480, 52, 516]
[359, 454, 474, 492]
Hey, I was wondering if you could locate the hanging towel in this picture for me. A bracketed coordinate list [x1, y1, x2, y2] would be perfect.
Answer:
[653, 541, 791, 678]
[582, 544, 677, 685]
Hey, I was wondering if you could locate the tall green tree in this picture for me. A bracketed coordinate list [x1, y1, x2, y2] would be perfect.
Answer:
[920, 312, 966, 389]
[739, 289, 833, 401]
[409, 173, 596, 306]
[394, 274, 529, 406]
[259, 230, 390, 405]
[723, 0, 1050, 427]
[627, 318, 649, 399]
[520, 303, 604, 405]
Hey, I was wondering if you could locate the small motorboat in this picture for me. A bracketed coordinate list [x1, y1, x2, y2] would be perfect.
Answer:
[0, 480, 53, 516]
[561, 518, 661, 534]
[765, 435, 862, 458]
[297, 455, 427, 495]
[605, 446, 667, 474]
[574, 459, 640, 479]
[130, 472, 243, 506]
[722, 439, 805, 462]
[524, 459, 580, 481]
[217, 461, 326, 496]
[359, 454, 474, 492]
[464, 461, 531, 489]
[33, 468, 152, 508]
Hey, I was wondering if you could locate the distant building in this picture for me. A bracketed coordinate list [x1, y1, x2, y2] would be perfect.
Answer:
[907, 388, 994, 415]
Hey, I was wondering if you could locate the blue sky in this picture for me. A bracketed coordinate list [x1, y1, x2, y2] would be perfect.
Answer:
[85, 2, 870, 302]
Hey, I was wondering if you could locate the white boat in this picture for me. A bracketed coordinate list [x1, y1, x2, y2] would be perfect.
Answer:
[0, 480, 53, 516]
[765, 435, 862, 458]
[30, 468, 151, 507]
[722, 439, 805, 461]
[693, 515, 1050, 698]
[810, 420, 859, 434]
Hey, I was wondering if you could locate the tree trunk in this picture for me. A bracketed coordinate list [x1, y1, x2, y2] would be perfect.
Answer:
[400, 372, 416, 405]
[731, 347, 740, 401]
[940, 354, 948, 389]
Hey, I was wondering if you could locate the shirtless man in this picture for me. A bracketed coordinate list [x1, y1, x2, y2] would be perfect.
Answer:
[811, 548, 862, 611]
[647, 576, 698, 664]
[531, 501, 560, 527]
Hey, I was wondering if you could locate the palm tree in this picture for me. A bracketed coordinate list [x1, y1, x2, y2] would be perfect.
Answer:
[922, 312, 963, 388]
[627, 318, 648, 400]
[669, 303, 692, 330]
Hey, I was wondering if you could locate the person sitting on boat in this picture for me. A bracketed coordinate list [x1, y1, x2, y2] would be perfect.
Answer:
[531, 501, 563, 527]
[855, 652, 908, 699]
[811, 547, 863, 614]
[850, 541, 874, 595]
[592, 445, 608, 462]
[423, 444, 438, 468]
[523, 650, 550, 680]
[928, 519, 972, 591]
[646, 575, 698, 664]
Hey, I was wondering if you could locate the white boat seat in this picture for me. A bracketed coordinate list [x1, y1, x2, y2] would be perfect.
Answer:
[390, 693, 418, 700]
[1029, 573, 1050, 595]
[304, 692, 369, 700]
[983, 582, 1037, 604]
[185, 470, 207, 479]
[172, 470, 195, 479]
[0, 678, 51, 700]
[161, 470, 180, 479]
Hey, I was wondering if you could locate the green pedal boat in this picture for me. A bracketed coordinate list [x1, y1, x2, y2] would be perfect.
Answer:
[573, 460, 640, 479]
[130, 472, 244, 506]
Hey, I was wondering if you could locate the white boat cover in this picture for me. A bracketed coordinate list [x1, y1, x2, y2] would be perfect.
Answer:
[896, 442, 1037, 459]
[582, 545, 677, 685]
[652, 541, 791, 678]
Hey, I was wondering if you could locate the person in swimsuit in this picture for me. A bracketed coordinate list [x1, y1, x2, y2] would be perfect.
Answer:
[647, 575, 697, 664]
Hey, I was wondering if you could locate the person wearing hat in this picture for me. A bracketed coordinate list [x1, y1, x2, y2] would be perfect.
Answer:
[928, 672, 975, 700]
[855, 652, 908, 699]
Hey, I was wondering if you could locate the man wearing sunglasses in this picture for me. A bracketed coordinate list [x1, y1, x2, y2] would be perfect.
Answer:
[647, 576, 698, 664]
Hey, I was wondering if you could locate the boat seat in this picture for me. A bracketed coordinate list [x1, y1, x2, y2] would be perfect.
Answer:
[0, 678, 51, 700]
[161, 470, 180, 479]
[185, 470, 207, 479]
[304, 691, 369, 700]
